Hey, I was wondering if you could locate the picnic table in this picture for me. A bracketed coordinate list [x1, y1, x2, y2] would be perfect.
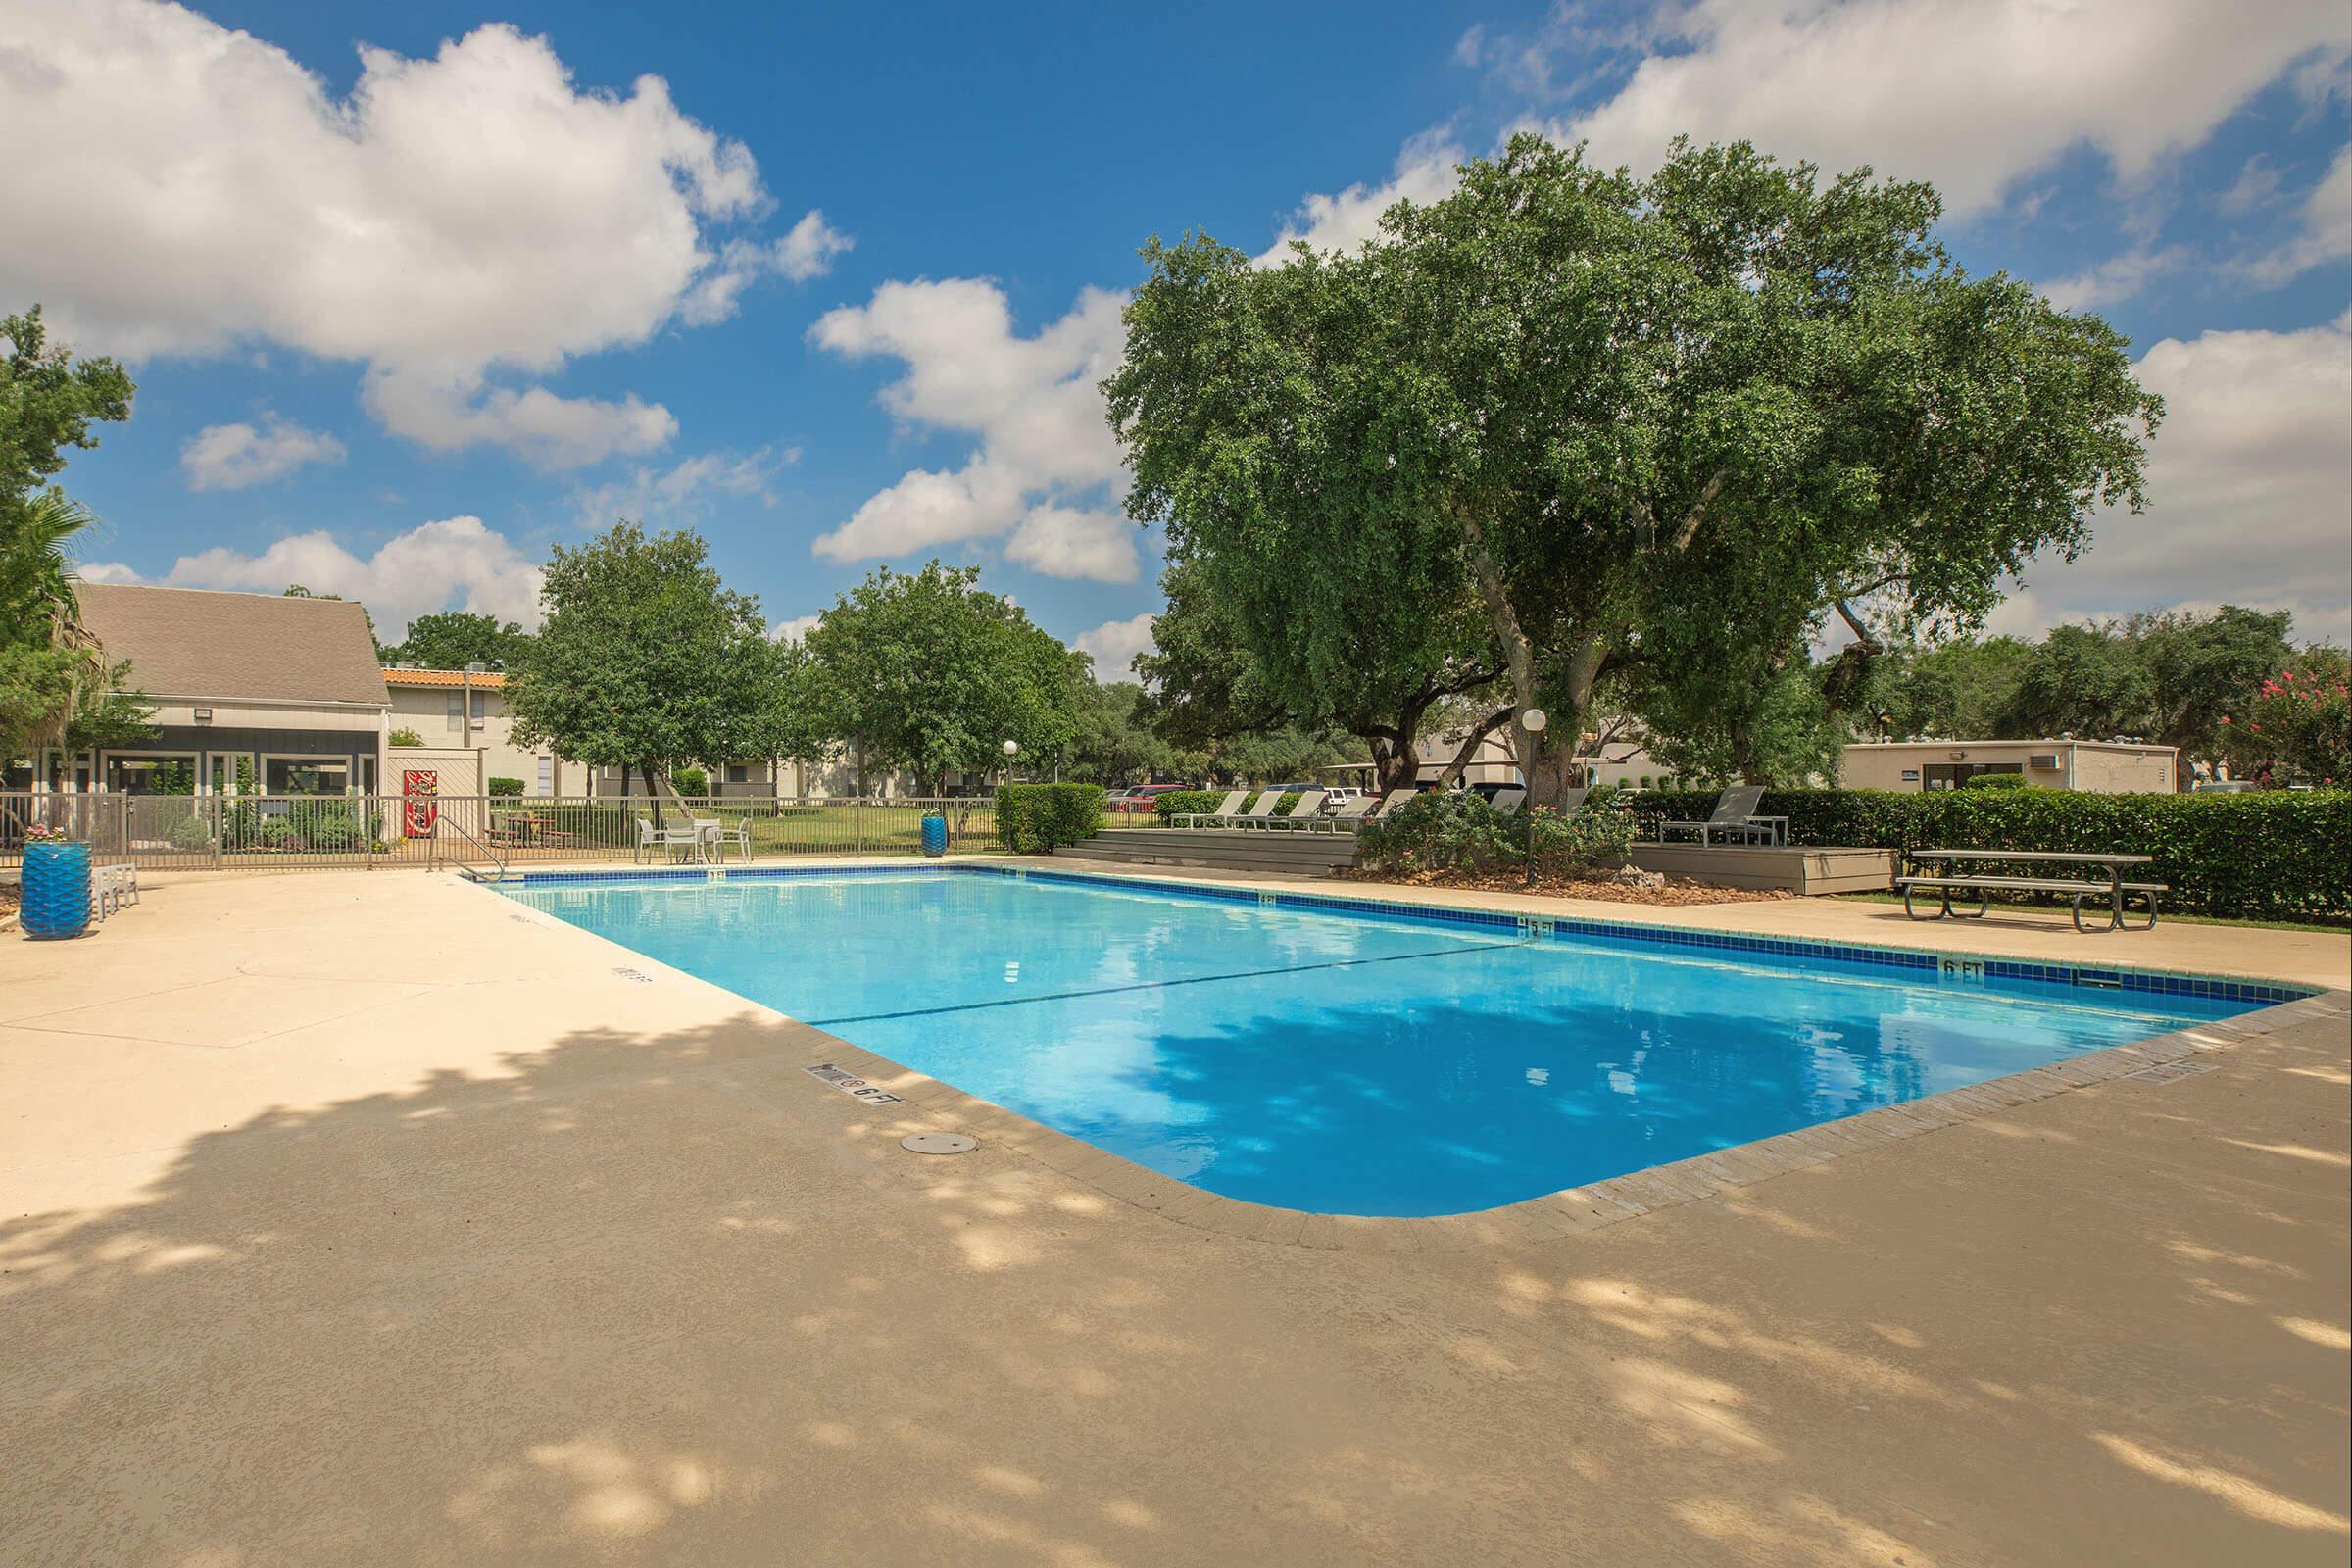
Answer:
[1899, 848, 2164, 933]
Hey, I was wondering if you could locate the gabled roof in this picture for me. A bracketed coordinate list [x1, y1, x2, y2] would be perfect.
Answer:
[383, 667, 509, 689]
[74, 583, 391, 707]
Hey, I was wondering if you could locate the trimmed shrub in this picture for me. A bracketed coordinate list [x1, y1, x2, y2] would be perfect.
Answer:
[1625, 786, 2351, 921]
[487, 776, 525, 797]
[1152, 789, 1226, 822]
[167, 814, 216, 853]
[670, 765, 710, 797]
[996, 782, 1106, 853]
[1357, 790, 1635, 876]
[1958, 772, 2033, 789]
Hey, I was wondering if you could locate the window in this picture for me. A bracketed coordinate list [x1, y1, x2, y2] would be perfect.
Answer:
[104, 753, 199, 794]
[726, 763, 750, 785]
[470, 693, 488, 719]
[445, 696, 463, 733]
[536, 756, 554, 795]
[265, 757, 353, 795]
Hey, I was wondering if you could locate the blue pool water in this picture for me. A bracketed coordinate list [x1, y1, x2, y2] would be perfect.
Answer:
[504, 870, 2270, 1216]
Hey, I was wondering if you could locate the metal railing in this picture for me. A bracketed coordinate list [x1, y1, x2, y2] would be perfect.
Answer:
[0, 793, 1004, 873]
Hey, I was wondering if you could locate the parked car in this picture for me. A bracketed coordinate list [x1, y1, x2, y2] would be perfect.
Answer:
[1318, 785, 1365, 814]
[1108, 783, 1190, 815]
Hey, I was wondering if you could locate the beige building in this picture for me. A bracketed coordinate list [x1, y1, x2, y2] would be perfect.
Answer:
[15, 583, 389, 796]
[382, 666, 577, 796]
[1838, 739, 2179, 794]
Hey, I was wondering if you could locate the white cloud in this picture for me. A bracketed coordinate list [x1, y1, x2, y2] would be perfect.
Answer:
[1071, 612, 1157, 681]
[0, 3, 825, 466]
[71, 561, 142, 585]
[1004, 506, 1139, 583]
[681, 210, 855, 323]
[2041, 246, 2189, 312]
[179, 415, 346, 491]
[569, 445, 799, 525]
[768, 613, 821, 644]
[2004, 314, 2352, 646]
[1256, 129, 1467, 261]
[158, 515, 546, 637]
[808, 280, 1131, 577]
[2232, 144, 2352, 286]
[2217, 153, 2287, 216]
[1554, 0, 2351, 217]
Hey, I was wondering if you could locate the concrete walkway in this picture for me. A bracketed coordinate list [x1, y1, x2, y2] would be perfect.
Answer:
[2, 867, 2346, 1567]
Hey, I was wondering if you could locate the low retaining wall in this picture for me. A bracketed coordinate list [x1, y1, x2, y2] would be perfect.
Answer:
[1628, 843, 1895, 895]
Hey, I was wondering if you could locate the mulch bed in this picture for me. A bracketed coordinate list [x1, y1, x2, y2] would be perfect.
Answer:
[1333, 866, 1793, 906]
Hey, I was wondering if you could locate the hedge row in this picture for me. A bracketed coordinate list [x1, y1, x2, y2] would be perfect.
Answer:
[1627, 787, 2352, 921]
[995, 782, 1106, 853]
[1152, 789, 1307, 821]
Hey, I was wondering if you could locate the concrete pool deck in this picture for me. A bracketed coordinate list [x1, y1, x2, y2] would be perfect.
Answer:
[2, 864, 2346, 1566]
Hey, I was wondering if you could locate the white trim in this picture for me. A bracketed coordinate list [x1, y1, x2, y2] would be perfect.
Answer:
[138, 693, 391, 711]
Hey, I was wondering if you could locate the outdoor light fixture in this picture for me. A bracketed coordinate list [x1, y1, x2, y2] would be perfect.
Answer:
[1520, 709, 1546, 888]
[192, 708, 213, 724]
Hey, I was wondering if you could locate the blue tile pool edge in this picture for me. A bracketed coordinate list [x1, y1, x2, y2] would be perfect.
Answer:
[478, 865, 2348, 1247]
[498, 858, 2322, 1008]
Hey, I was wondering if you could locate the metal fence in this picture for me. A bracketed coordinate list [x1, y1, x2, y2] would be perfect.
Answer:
[0, 793, 1005, 873]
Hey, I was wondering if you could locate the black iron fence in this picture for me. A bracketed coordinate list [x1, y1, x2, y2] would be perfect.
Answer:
[0, 794, 1006, 872]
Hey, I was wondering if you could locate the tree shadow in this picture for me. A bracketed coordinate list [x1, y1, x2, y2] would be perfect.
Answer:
[1, 1006, 2344, 1567]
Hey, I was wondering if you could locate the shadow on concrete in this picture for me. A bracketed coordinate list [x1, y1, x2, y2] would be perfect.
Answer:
[1, 1009, 2345, 1566]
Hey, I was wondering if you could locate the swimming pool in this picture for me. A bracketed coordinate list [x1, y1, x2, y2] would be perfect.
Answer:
[502, 867, 2279, 1217]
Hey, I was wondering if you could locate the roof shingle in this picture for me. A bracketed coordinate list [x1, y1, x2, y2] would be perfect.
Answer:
[75, 583, 390, 707]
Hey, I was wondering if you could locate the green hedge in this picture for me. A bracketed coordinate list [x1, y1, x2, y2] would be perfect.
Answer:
[1152, 789, 1306, 821]
[996, 783, 1106, 853]
[1627, 787, 2352, 921]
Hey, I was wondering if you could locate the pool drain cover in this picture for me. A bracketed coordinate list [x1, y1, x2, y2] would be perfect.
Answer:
[902, 1132, 979, 1155]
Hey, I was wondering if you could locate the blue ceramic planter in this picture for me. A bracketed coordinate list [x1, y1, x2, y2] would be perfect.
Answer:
[919, 813, 949, 857]
[21, 840, 93, 939]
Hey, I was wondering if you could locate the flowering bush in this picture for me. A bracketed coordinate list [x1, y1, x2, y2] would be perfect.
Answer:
[2224, 654, 2351, 787]
[24, 821, 73, 843]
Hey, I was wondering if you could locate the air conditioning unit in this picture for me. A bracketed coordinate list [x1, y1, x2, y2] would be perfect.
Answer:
[2028, 753, 2060, 770]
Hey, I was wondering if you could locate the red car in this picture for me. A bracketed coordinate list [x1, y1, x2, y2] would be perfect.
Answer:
[1108, 783, 1190, 815]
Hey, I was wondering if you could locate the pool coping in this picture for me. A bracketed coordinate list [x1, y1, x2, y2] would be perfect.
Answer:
[484, 859, 2349, 1252]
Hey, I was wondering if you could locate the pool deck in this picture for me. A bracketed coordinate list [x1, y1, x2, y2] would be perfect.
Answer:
[2, 861, 2346, 1566]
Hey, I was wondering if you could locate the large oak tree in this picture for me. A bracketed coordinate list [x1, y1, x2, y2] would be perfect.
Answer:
[1110, 137, 2161, 803]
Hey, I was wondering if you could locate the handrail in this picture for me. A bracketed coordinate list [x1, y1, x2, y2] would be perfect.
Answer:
[436, 812, 510, 883]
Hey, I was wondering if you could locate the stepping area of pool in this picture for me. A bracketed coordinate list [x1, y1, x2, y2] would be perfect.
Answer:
[2, 864, 2345, 1567]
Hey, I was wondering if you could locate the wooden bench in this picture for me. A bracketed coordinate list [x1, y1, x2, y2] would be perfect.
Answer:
[1897, 874, 2166, 933]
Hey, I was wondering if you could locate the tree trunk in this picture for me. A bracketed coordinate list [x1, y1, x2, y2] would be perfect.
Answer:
[1438, 704, 1517, 788]
[638, 762, 664, 828]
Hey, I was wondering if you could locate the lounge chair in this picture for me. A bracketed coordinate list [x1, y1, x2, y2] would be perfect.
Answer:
[1556, 786, 1591, 813]
[1489, 787, 1527, 815]
[1173, 789, 1248, 828]
[1323, 795, 1378, 830]
[1226, 790, 1284, 829]
[1260, 789, 1327, 830]
[1656, 784, 1782, 846]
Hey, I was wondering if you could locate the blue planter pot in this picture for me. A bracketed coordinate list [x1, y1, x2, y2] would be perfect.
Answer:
[919, 813, 949, 857]
[21, 840, 94, 940]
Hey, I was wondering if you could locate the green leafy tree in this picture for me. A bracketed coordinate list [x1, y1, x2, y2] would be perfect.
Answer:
[1114, 138, 2159, 805]
[1107, 245, 1505, 794]
[382, 611, 534, 670]
[2002, 621, 2153, 740]
[1, 308, 135, 759]
[2131, 606, 2294, 760]
[801, 561, 1086, 797]
[1866, 636, 2039, 740]
[1064, 680, 1175, 784]
[507, 524, 776, 821]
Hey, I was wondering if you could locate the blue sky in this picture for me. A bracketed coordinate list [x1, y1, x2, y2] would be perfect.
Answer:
[6, 0, 2349, 663]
